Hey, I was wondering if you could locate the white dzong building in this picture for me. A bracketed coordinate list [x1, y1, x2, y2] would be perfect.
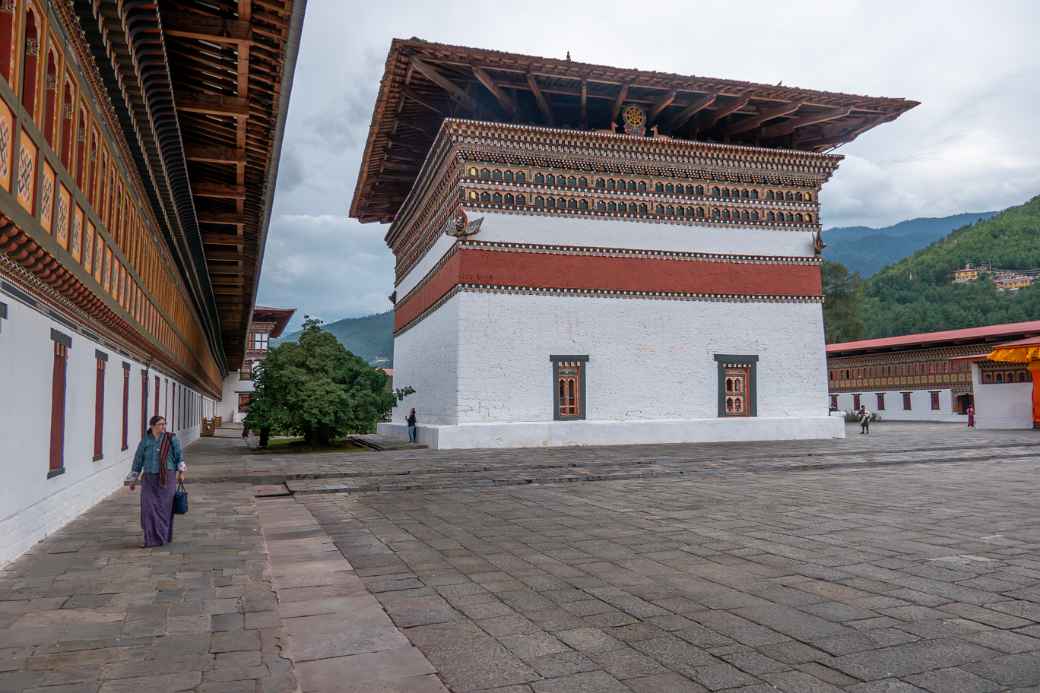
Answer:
[350, 40, 917, 449]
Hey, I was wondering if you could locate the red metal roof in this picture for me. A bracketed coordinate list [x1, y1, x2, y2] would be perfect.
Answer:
[990, 335, 1040, 349]
[827, 320, 1040, 355]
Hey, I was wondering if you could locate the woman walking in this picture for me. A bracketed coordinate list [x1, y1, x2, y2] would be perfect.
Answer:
[127, 415, 185, 547]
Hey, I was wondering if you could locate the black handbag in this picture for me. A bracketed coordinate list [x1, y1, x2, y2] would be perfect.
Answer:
[173, 481, 189, 515]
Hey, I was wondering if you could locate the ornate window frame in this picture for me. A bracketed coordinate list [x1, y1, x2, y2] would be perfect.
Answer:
[715, 354, 758, 417]
[551, 354, 588, 421]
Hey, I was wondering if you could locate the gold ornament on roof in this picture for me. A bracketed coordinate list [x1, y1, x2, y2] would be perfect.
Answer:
[621, 104, 646, 136]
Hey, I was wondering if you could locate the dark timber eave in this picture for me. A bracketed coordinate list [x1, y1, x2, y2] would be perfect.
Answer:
[350, 38, 919, 224]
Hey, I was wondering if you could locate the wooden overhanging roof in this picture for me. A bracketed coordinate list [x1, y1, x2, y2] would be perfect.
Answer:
[73, 0, 305, 372]
[350, 39, 919, 224]
[252, 305, 296, 338]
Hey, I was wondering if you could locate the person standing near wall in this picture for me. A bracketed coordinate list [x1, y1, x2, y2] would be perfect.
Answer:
[967, 405, 976, 428]
[407, 408, 417, 443]
[859, 406, 872, 434]
[127, 415, 185, 547]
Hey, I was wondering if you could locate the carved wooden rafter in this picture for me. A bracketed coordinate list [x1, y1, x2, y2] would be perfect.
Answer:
[526, 73, 554, 126]
[722, 101, 803, 136]
[472, 66, 514, 117]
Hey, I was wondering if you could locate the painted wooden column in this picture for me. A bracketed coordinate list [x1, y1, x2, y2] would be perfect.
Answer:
[1029, 362, 1040, 429]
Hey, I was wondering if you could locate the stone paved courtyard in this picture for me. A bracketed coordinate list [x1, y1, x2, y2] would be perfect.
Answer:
[3, 424, 1040, 692]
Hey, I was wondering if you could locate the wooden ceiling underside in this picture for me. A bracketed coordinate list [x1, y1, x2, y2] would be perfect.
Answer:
[351, 39, 919, 224]
[160, 0, 295, 369]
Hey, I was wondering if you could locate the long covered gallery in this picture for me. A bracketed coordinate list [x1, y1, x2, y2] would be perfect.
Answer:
[0, 0, 303, 564]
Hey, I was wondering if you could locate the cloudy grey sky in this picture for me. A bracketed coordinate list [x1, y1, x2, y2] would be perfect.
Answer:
[256, 0, 1040, 330]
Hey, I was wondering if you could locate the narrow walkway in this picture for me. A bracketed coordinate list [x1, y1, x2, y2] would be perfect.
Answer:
[257, 497, 445, 692]
[0, 437, 448, 693]
[0, 479, 298, 693]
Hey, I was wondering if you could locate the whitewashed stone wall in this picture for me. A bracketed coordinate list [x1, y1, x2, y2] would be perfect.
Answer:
[384, 291, 842, 448]
[0, 293, 214, 566]
[831, 389, 965, 423]
[390, 295, 460, 427]
[970, 364, 1034, 429]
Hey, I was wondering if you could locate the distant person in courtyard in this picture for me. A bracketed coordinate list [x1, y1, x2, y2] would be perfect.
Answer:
[126, 415, 185, 548]
[967, 405, 976, 427]
[858, 406, 871, 434]
[407, 408, 417, 443]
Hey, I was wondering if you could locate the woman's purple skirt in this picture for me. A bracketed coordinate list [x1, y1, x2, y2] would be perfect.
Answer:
[140, 472, 176, 547]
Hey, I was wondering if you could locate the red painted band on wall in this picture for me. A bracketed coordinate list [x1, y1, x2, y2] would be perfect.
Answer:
[394, 247, 822, 332]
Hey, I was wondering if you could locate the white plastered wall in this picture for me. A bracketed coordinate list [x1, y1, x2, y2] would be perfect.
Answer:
[382, 291, 842, 448]
[394, 211, 818, 298]
[970, 364, 1034, 429]
[0, 294, 214, 566]
[831, 389, 964, 423]
[389, 296, 459, 426]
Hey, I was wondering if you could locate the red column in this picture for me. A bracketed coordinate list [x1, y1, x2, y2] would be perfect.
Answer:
[48, 338, 68, 476]
[121, 363, 130, 451]
[93, 352, 106, 460]
[1029, 362, 1040, 429]
[140, 370, 149, 437]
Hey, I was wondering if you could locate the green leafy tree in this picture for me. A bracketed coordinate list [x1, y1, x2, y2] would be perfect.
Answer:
[822, 260, 865, 343]
[245, 316, 413, 446]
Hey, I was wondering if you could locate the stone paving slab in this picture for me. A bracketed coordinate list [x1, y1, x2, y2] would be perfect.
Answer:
[0, 481, 298, 693]
[188, 423, 1040, 488]
[297, 439, 1040, 692]
[5, 425, 1040, 693]
[256, 496, 447, 693]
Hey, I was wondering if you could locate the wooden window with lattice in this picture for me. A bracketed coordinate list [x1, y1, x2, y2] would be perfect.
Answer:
[715, 355, 758, 417]
[551, 356, 588, 421]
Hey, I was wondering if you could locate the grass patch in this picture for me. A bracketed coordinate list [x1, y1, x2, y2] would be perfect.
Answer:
[251, 436, 367, 454]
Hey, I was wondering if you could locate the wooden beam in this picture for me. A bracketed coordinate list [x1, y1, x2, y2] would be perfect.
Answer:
[163, 11, 252, 44]
[668, 93, 717, 131]
[647, 90, 677, 126]
[192, 182, 247, 199]
[472, 66, 514, 117]
[762, 106, 853, 138]
[184, 143, 246, 164]
[208, 265, 243, 275]
[411, 58, 478, 111]
[202, 233, 244, 245]
[206, 251, 246, 262]
[210, 275, 245, 285]
[198, 211, 246, 225]
[722, 101, 803, 136]
[526, 74, 554, 126]
[611, 84, 629, 125]
[176, 93, 250, 116]
[402, 87, 447, 116]
[699, 95, 750, 130]
[580, 79, 588, 129]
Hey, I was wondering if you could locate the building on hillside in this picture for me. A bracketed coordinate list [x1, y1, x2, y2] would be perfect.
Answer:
[827, 321, 1040, 424]
[349, 39, 917, 449]
[218, 305, 295, 423]
[0, 0, 303, 565]
[952, 264, 982, 283]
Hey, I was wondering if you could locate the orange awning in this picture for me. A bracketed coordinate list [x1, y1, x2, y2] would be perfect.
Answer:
[987, 336, 1040, 363]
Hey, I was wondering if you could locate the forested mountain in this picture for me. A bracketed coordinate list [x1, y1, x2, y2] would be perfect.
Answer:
[273, 311, 394, 366]
[857, 195, 1040, 338]
[823, 212, 996, 277]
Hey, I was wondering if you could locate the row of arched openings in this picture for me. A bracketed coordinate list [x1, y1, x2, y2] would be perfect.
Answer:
[0, 1, 92, 188]
[470, 167, 814, 205]
[472, 190, 813, 224]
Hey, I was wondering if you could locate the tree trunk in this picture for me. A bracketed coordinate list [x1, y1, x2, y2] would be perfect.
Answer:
[259, 427, 270, 448]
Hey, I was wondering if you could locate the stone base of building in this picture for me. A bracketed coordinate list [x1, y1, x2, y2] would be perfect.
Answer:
[378, 415, 845, 450]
